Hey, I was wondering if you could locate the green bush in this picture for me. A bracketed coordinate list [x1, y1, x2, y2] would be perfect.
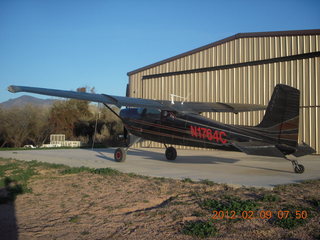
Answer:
[260, 193, 280, 202]
[60, 166, 120, 176]
[182, 220, 217, 238]
[200, 195, 259, 214]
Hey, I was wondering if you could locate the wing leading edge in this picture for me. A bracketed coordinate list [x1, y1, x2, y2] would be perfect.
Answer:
[8, 85, 164, 109]
[8, 85, 266, 113]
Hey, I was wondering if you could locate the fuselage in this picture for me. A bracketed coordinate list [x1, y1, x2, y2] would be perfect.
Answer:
[119, 108, 279, 151]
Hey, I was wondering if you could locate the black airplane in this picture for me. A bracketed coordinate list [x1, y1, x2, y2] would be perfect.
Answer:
[8, 84, 315, 173]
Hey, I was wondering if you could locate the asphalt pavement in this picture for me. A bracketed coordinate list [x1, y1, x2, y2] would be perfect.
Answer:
[0, 148, 319, 188]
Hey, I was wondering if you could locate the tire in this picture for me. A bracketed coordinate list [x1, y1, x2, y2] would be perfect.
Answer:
[165, 147, 177, 160]
[114, 148, 126, 162]
[294, 164, 305, 174]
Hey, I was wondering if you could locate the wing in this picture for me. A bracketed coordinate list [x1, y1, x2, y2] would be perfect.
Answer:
[8, 85, 164, 109]
[8, 85, 266, 113]
[160, 101, 266, 113]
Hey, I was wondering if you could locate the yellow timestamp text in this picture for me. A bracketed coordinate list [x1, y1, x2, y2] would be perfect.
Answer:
[212, 210, 308, 220]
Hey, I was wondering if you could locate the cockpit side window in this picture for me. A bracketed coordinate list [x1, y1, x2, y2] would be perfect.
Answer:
[137, 108, 160, 117]
[146, 108, 161, 115]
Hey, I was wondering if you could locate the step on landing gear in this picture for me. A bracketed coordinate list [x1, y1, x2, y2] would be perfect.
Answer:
[114, 148, 127, 162]
[164, 144, 177, 161]
[285, 157, 305, 174]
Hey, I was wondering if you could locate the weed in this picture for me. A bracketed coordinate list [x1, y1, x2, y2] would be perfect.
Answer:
[199, 179, 216, 186]
[60, 166, 120, 176]
[260, 194, 280, 202]
[199, 195, 259, 214]
[182, 220, 217, 238]
[0, 162, 20, 179]
[127, 172, 139, 178]
[273, 185, 287, 192]
[182, 178, 193, 183]
[191, 210, 206, 217]
[155, 177, 167, 182]
[27, 160, 66, 169]
[60, 166, 92, 174]
[92, 168, 121, 176]
[80, 231, 89, 235]
[69, 216, 80, 223]
[103, 206, 114, 211]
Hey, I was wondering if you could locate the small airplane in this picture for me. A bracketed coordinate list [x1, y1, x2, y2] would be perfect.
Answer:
[8, 84, 315, 173]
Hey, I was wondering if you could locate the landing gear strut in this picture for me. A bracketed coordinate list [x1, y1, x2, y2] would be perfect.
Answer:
[114, 148, 127, 162]
[285, 157, 305, 174]
[164, 145, 177, 161]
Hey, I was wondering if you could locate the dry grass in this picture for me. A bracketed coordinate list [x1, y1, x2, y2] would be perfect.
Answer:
[0, 158, 319, 239]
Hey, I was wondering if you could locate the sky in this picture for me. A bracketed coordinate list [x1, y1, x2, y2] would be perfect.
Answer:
[1, 0, 320, 103]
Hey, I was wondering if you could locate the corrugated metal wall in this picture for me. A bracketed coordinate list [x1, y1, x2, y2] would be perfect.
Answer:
[128, 33, 320, 153]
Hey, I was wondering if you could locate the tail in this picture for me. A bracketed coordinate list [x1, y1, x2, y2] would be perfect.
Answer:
[257, 84, 300, 148]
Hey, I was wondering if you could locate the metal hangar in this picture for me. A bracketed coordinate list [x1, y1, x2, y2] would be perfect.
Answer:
[127, 29, 320, 153]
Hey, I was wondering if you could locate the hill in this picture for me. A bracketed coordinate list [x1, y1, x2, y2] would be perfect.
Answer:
[0, 95, 56, 109]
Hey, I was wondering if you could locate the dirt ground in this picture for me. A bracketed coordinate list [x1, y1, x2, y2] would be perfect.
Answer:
[0, 158, 319, 240]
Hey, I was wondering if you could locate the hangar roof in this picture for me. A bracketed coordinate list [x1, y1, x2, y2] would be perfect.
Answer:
[127, 29, 320, 76]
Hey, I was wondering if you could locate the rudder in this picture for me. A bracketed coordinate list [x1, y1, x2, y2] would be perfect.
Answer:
[257, 84, 300, 147]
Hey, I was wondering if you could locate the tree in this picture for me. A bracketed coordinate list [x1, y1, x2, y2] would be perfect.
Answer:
[73, 105, 124, 146]
[48, 87, 93, 140]
[1, 105, 51, 147]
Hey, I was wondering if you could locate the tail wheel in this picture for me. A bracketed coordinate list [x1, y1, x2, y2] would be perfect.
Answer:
[165, 147, 177, 161]
[294, 164, 305, 174]
[285, 158, 305, 174]
[114, 148, 126, 162]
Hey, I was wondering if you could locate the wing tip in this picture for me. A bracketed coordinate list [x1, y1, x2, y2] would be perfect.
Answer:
[8, 85, 19, 93]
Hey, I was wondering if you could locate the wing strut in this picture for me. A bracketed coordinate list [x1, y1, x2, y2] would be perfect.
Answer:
[102, 103, 124, 122]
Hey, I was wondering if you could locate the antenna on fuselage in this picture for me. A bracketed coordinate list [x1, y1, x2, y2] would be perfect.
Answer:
[170, 94, 188, 105]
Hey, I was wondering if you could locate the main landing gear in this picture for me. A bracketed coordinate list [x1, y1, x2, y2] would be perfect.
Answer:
[285, 156, 305, 174]
[164, 145, 177, 161]
[114, 148, 127, 162]
[114, 145, 178, 162]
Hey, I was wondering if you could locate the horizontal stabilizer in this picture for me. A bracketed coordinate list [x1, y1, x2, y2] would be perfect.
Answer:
[233, 141, 285, 157]
[293, 142, 316, 157]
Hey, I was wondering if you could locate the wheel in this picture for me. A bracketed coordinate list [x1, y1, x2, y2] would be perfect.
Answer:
[294, 164, 305, 174]
[114, 148, 126, 162]
[165, 147, 177, 160]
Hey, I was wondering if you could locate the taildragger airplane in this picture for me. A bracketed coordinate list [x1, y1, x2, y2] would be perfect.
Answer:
[8, 84, 316, 173]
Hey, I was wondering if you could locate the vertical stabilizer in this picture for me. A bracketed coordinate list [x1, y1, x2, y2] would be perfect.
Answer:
[257, 84, 300, 147]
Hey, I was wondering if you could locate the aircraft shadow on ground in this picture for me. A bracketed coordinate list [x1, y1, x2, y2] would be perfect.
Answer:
[235, 164, 294, 174]
[94, 148, 239, 164]
[92, 148, 300, 174]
